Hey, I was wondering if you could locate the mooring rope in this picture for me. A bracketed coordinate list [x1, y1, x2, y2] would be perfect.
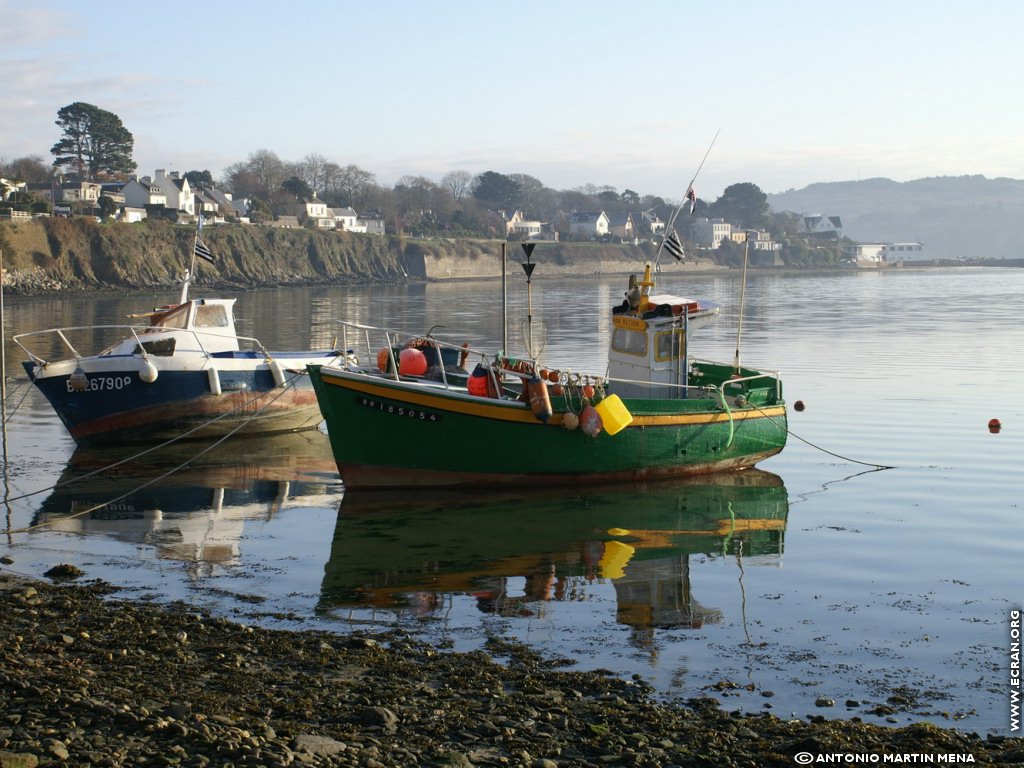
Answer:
[0, 370, 310, 535]
[755, 404, 896, 470]
[1, 378, 34, 422]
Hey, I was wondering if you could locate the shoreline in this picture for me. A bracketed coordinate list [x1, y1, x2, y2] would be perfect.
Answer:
[2, 569, 1020, 767]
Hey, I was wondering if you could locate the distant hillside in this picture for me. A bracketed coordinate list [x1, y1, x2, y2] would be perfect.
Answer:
[767, 175, 1024, 260]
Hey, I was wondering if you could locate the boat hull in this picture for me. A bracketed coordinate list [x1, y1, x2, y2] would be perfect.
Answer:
[309, 365, 787, 489]
[25, 353, 336, 448]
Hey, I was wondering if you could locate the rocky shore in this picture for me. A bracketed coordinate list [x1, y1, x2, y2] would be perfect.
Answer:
[1, 571, 1021, 768]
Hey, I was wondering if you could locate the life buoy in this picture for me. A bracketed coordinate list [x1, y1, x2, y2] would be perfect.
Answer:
[527, 376, 552, 423]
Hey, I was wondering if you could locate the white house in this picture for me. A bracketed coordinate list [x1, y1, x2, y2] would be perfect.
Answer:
[119, 206, 147, 223]
[122, 178, 167, 209]
[843, 243, 885, 263]
[692, 217, 732, 249]
[504, 210, 542, 239]
[150, 170, 194, 216]
[331, 206, 365, 232]
[802, 214, 843, 237]
[295, 195, 334, 228]
[568, 211, 610, 238]
[633, 211, 665, 238]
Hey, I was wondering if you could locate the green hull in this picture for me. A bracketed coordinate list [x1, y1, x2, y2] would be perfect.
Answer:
[308, 365, 787, 489]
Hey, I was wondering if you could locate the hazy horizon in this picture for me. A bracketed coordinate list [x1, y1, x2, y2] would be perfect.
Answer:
[4, 0, 1023, 202]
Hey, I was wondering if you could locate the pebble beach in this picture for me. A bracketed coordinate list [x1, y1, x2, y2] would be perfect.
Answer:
[1, 569, 1021, 768]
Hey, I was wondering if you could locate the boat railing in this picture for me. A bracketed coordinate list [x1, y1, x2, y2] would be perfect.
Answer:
[337, 320, 492, 392]
[13, 324, 275, 367]
[688, 356, 783, 402]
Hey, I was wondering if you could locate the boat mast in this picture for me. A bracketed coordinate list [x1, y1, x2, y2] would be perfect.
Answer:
[653, 129, 720, 271]
[501, 242, 508, 354]
[734, 234, 751, 372]
[180, 216, 204, 305]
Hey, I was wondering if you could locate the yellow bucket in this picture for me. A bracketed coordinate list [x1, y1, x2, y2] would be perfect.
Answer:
[594, 394, 633, 436]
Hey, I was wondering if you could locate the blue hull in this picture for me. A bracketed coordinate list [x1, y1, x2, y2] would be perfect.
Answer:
[25, 363, 323, 447]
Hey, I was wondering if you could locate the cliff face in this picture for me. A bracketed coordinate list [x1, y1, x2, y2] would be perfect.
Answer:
[0, 219, 704, 295]
[0, 219, 408, 293]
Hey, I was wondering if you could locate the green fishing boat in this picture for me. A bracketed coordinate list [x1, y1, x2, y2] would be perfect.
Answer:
[308, 260, 787, 489]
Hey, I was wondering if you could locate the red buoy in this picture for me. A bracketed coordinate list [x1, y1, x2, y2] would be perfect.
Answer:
[467, 365, 492, 397]
[398, 347, 428, 376]
[988, 418, 1002, 433]
[794, 400, 805, 412]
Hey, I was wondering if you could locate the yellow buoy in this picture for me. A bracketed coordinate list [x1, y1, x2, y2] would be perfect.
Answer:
[594, 394, 632, 436]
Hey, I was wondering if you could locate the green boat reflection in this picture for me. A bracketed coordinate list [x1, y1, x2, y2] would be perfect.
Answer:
[320, 469, 789, 631]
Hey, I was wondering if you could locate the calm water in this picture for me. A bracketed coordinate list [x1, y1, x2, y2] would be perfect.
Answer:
[2, 266, 1021, 735]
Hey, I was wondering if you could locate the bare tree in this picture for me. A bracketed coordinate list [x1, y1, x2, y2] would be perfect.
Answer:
[441, 170, 473, 201]
[296, 153, 331, 195]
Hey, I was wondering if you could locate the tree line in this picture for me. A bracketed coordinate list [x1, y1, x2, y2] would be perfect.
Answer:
[0, 102, 845, 264]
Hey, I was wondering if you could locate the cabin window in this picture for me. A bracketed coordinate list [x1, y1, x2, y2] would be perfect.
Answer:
[154, 306, 189, 329]
[195, 304, 229, 328]
[611, 327, 647, 356]
[655, 329, 684, 362]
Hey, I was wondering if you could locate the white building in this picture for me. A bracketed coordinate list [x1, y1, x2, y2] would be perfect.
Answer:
[568, 211, 610, 238]
[692, 217, 732, 249]
[881, 242, 928, 262]
[150, 170, 194, 216]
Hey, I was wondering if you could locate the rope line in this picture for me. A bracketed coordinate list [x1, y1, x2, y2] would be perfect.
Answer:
[0, 371, 309, 535]
[756, 404, 896, 470]
[1, 378, 34, 422]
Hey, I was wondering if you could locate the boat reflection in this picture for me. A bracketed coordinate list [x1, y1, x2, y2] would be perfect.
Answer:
[32, 431, 340, 575]
[320, 469, 789, 634]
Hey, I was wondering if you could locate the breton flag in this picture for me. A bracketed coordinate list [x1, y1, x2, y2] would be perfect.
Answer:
[194, 234, 214, 263]
[686, 186, 697, 215]
[663, 229, 685, 262]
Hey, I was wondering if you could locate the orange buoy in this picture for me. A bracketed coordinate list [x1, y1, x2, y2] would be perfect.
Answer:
[527, 376, 552, 423]
[582, 385, 595, 399]
[547, 369, 560, 383]
[398, 347, 428, 376]
[376, 347, 391, 372]
[551, 383, 564, 396]
[794, 400, 805, 412]
[988, 418, 1002, 433]
[539, 368, 549, 380]
[467, 365, 500, 398]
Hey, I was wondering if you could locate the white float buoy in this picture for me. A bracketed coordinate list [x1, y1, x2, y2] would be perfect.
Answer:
[207, 367, 222, 395]
[269, 359, 286, 387]
[139, 360, 158, 383]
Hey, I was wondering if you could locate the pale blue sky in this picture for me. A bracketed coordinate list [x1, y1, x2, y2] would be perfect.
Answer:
[3, 0, 1021, 201]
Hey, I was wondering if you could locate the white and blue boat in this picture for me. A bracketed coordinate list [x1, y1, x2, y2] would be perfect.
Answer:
[14, 226, 346, 448]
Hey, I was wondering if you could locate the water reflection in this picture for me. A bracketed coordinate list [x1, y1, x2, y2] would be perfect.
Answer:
[320, 470, 788, 639]
[31, 431, 338, 576]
